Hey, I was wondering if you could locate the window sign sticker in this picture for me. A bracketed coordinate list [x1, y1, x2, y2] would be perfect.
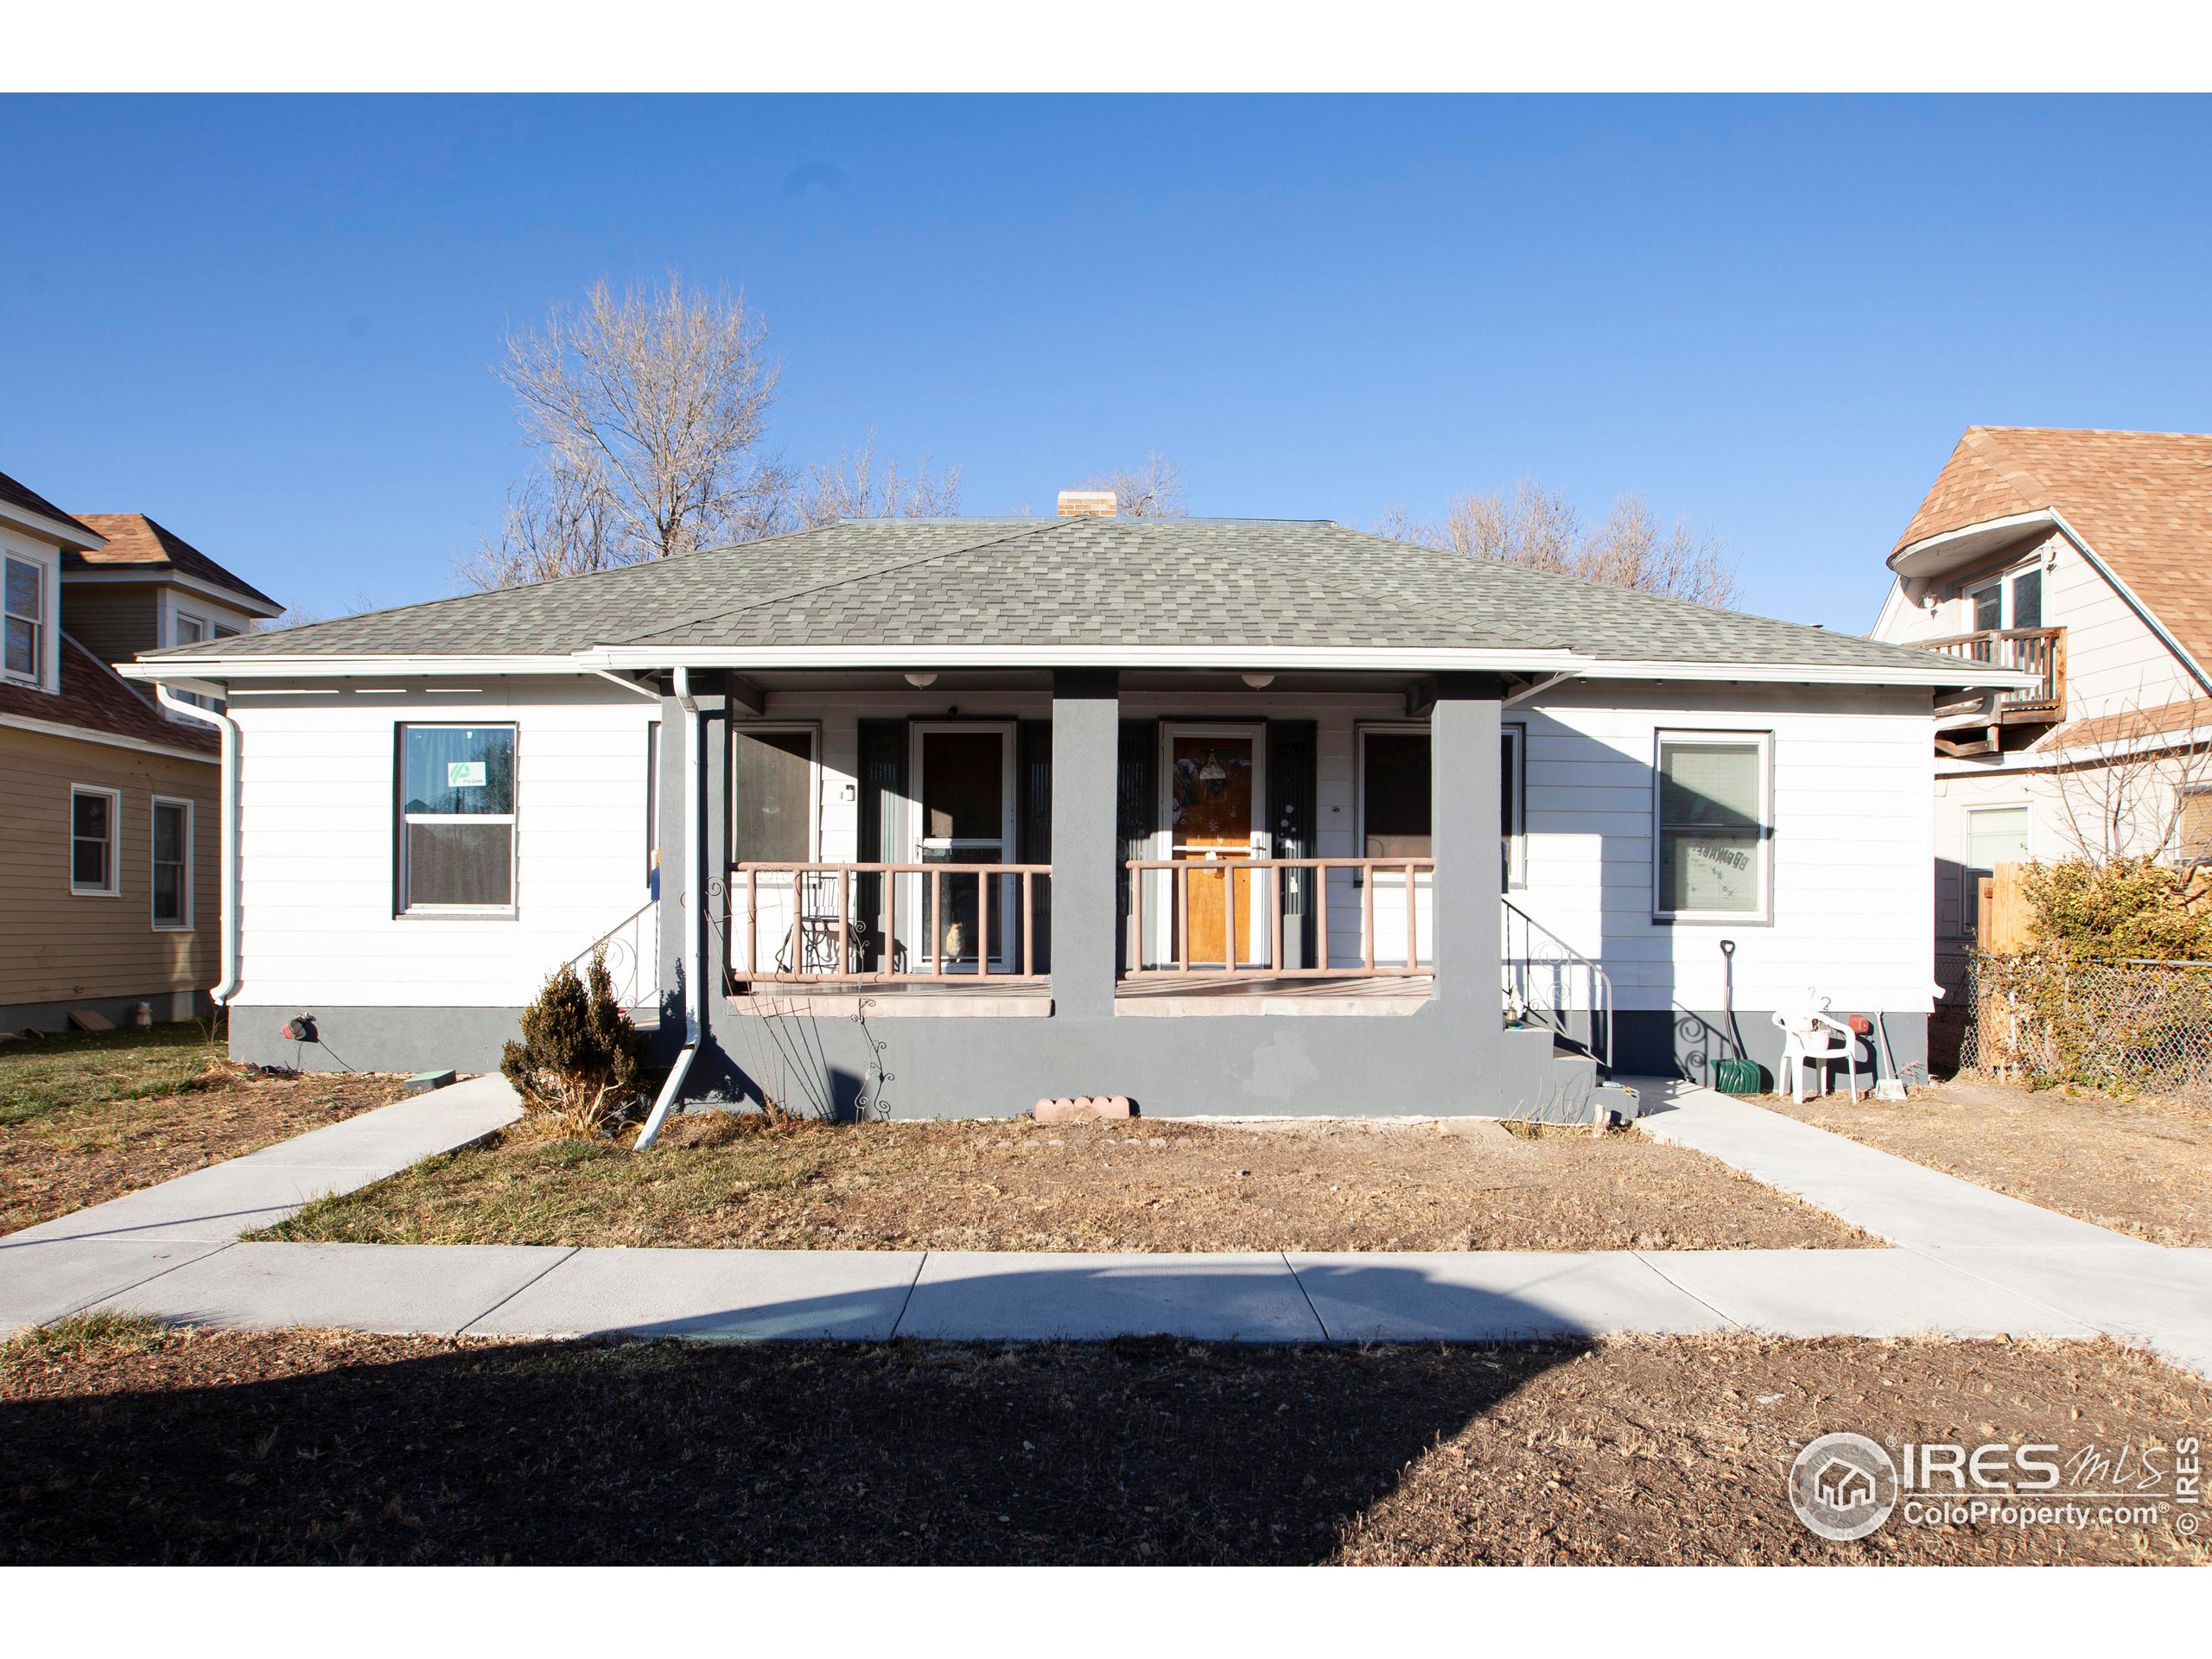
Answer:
[448, 760, 487, 789]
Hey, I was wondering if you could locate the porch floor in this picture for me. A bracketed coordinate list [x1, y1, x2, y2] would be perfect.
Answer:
[1114, 973, 1433, 1016]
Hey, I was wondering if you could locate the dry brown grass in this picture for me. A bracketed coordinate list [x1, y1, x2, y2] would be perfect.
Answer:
[261, 1113, 1870, 1252]
[3, 1320, 2203, 1564]
[1764, 1077, 2212, 1247]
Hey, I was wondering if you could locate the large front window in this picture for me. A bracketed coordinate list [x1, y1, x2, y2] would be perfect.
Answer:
[397, 725, 516, 912]
[1654, 731, 1771, 921]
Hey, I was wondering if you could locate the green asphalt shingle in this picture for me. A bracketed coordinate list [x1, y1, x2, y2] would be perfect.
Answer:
[149, 516, 1943, 674]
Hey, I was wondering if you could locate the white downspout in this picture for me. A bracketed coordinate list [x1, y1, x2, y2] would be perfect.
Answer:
[156, 684, 241, 1007]
[633, 667, 702, 1149]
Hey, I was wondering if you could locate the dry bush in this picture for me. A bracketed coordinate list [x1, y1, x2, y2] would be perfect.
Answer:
[500, 950, 646, 1138]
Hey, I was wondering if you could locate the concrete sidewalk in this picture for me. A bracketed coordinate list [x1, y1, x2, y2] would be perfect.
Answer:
[2, 1074, 2207, 1373]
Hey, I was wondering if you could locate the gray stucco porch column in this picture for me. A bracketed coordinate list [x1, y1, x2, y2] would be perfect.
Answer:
[1047, 668, 1121, 1021]
[1430, 673, 1505, 1014]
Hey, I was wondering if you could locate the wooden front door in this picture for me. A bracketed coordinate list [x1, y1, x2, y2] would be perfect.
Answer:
[1163, 727, 1264, 969]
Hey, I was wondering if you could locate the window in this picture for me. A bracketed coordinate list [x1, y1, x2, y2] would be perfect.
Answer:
[2179, 790, 2212, 865]
[1970, 581, 2003, 632]
[1654, 732, 1771, 921]
[175, 612, 207, 647]
[2010, 569, 2043, 630]
[4, 556, 43, 683]
[1962, 805, 2031, 937]
[151, 798, 192, 928]
[1967, 566, 2042, 632]
[1502, 725, 1526, 887]
[397, 725, 516, 912]
[70, 785, 120, 895]
[731, 726, 818, 864]
[645, 720, 661, 892]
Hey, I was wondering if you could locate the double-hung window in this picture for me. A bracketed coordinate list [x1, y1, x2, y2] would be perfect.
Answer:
[4, 556, 43, 684]
[71, 785, 120, 896]
[152, 798, 193, 928]
[397, 725, 517, 912]
[1654, 731, 1772, 922]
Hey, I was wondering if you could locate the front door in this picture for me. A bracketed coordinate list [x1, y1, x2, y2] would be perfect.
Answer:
[909, 722, 1016, 972]
[1160, 724, 1268, 969]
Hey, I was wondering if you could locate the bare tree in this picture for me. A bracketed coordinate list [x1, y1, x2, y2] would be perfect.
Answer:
[1378, 476, 1741, 607]
[2050, 694, 2212, 863]
[474, 275, 785, 588]
[792, 431, 963, 528]
[1073, 450, 1186, 518]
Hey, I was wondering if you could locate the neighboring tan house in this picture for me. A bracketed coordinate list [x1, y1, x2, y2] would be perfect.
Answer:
[0, 468, 283, 1033]
[1869, 427, 2212, 988]
[127, 493, 2016, 1116]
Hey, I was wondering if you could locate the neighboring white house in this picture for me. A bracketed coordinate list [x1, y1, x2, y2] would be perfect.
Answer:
[1869, 427, 2212, 1000]
[124, 497, 2018, 1116]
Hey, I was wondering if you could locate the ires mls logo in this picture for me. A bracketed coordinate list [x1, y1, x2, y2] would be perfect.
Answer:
[1789, 1433, 1898, 1541]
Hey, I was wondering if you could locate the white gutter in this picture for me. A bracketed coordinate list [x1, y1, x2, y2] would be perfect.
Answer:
[632, 668, 700, 1151]
[155, 686, 241, 1006]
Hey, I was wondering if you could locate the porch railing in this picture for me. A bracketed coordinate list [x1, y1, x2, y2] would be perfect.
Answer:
[1501, 898, 1614, 1072]
[1917, 626, 2065, 717]
[1122, 857, 1435, 978]
[731, 861, 1051, 984]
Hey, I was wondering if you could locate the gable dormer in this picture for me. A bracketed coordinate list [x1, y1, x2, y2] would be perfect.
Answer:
[1, 469, 105, 697]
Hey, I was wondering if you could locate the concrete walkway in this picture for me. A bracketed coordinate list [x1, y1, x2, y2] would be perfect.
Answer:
[3, 1074, 2207, 1375]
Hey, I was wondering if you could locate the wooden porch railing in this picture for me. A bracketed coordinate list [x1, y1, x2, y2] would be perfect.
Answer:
[731, 861, 1051, 983]
[1918, 626, 2065, 717]
[1122, 857, 1435, 978]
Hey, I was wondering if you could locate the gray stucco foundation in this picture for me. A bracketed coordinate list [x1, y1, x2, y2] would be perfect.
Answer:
[227, 1003, 527, 1074]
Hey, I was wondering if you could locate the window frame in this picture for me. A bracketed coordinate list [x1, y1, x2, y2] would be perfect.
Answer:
[1352, 721, 1433, 868]
[69, 784, 122, 898]
[1964, 562, 2043, 632]
[150, 795, 194, 931]
[1650, 728, 1774, 925]
[3, 551, 47, 689]
[1961, 802, 2033, 938]
[2177, 785, 2212, 867]
[730, 721, 823, 868]
[394, 722, 519, 918]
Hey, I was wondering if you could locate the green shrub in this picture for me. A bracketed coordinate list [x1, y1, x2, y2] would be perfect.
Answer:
[2024, 857, 2212, 962]
[501, 949, 645, 1136]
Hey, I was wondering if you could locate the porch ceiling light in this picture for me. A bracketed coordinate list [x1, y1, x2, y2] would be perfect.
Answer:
[1242, 672, 1275, 689]
[905, 671, 938, 687]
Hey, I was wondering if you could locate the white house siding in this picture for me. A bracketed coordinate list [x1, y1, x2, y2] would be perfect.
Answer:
[1508, 682, 1936, 1022]
[232, 679, 658, 1008]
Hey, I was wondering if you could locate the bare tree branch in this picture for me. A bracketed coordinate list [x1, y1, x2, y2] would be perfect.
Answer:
[2050, 689, 2212, 865]
[792, 430, 963, 529]
[1073, 451, 1186, 518]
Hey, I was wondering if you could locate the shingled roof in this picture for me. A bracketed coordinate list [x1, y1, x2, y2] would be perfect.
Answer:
[0, 634, 216, 756]
[1893, 427, 2212, 674]
[68, 513, 283, 614]
[0, 468, 100, 546]
[143, 516, 1972, 681]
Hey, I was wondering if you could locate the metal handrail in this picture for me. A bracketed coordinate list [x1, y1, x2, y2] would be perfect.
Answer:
[1122, 856, 1435, 978]
[1501, 897, 1614, 1072]
[567, 899, 661, 1014]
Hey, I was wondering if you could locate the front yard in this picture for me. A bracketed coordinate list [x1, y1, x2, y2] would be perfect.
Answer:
[259, 1113, 1871, 1252]
[1, 1023, 405, 1236]
[1763, 1076, 2212, 1247]
[3, 1316, 2203, 1565]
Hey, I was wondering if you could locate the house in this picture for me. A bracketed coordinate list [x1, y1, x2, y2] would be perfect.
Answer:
[1868, 427, 2212, 996]
[0, 468, 283, 1033]
[122, 494, 2016, 1117]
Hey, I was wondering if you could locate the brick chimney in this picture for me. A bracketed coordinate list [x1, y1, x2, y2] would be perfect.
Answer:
[1057, 490, 1117, 518]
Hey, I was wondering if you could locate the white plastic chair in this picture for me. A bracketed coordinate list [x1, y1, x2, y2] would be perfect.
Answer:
[1771, 994, 1860, 1104]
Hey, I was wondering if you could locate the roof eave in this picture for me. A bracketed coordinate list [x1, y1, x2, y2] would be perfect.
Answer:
[0, 499, 106, 553]
[1887, 509, 2057, 580]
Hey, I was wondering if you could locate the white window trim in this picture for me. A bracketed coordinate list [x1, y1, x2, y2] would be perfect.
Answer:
[397, 723, 519, 918]
[69, 784, 122, 898]
[3, 550, 51, 691]
[1651, 728, 1774, 925]
[174, 609, 208, 647]
[150, 795, 194, 931]
[731, 721, 823, 865]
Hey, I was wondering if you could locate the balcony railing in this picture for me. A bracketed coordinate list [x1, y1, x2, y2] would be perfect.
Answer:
[1918, 626, 2065, 719]
[1122, 857, 1435, 978]
[731, 861, 1051, 983]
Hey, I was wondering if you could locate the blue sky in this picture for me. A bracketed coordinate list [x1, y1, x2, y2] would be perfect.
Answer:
[3, 94, 2208, 630]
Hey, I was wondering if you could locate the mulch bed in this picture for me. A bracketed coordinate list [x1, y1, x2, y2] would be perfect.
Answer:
[1763, 1077, 2212, 1248]
[3, 1319, 2204, 1564]
[261, 1114, 1871, 1252]
[1, 1066, 406, 1236]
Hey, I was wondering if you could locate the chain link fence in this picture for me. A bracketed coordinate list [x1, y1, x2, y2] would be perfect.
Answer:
[1959, 952, 2212, 1105]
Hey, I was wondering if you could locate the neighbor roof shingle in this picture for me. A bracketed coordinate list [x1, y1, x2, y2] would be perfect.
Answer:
[1895, 427, 2212, 674]
[68, 513, 283, 613]
[0, 634, 217, 755]
[0, 468, 99, 543]
[151, 516, 1960, 677]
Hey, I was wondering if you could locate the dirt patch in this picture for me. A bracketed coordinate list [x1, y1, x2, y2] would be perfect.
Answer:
[1763, 1077, 2212, 1248]
[1, 1036, 407, 1235]
[3, 1319, 2203, 1564]
[261, 1114, 1869, 1252]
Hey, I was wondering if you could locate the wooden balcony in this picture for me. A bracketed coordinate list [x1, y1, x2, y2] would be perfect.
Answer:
[1122, 856, 1435, 980]
[1917, 626, 2065, 757]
